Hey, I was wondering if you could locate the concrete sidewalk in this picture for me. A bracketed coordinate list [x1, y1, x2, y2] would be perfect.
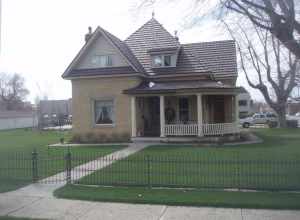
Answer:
[1, 184, 300, 220]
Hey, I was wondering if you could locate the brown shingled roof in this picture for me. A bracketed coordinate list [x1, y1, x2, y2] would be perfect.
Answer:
[63, 18, 237, 79]
[124, 18, 181, 76]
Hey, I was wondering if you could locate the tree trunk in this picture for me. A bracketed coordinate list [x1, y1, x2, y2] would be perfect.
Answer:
[275, 107, 287, 128]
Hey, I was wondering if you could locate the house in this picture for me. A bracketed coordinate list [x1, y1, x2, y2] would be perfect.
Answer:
[238, 87, 253, 118]
[62, 17, 241, 140]
[0, 110, 38, 130]
[38, 99, 72, 127]
[287, 97, 300, 115]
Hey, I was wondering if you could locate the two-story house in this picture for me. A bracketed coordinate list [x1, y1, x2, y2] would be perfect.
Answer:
[62, 17, 241, 141]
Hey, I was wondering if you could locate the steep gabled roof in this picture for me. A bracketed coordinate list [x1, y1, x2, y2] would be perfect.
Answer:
[125, 18, 181, 75]
[100, 27, 145, 74]
[63, 18, 238, 79]
[62, 26, 144, 78]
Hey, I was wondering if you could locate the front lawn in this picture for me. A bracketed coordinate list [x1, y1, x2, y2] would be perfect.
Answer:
[79, 128, 300, 190]
[0, 129, 126, 192]
[54, 185, 300, 210]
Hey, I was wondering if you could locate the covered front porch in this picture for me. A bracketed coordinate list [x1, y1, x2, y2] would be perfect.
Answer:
[130, 93, 240, 138]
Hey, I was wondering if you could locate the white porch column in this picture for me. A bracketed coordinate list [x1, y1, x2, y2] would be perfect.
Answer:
[234, 94, 239, 132]
[197, 94, 203, 137]
[160, 95, 165, 137]
[131, 96, 137, 137]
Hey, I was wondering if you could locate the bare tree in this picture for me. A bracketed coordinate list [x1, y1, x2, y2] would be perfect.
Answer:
[221, 0, 300, 59]
[226, 21, 299, 127]
[137, 0, 300, 58]
[0, 73, 29, 110]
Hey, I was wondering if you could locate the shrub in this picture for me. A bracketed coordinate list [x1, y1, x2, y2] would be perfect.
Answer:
[109, 132, 131, 142]
[70, 133, 82, 143]
[97, 133, 108, 143]
[119, 132, 131, 142]
[83, 132, 98, 143]
[268, 121, 278, 128]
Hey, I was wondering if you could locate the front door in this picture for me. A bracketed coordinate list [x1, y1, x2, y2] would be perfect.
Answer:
[214, 96, 225, 123]
[144, 97, 160, 137]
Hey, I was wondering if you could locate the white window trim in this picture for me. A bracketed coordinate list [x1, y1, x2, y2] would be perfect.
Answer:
[91, 54, 113, 67]
[152, 54, 174, 68]
[91, 97, 116, 127]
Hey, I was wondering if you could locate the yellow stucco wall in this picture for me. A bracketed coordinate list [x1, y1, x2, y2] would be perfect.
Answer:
[71, 76, 141, 136]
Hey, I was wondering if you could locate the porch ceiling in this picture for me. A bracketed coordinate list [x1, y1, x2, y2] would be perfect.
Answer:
[124, 80, 242, 95]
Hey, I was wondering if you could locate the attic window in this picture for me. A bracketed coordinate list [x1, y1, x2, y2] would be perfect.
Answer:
[153, 56, 163, 67]
[92, 55, 112, 67]
[152, 55, 173, 67]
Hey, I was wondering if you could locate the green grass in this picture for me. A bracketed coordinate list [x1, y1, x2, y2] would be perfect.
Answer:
[54, 184, 300, 210]
[79, 128, 300, 190]
[0, 129, 126, 192]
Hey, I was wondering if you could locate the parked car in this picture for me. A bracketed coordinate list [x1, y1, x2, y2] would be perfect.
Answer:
[240, 113, 278, 128]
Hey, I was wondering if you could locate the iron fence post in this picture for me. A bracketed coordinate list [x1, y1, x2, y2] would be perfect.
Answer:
[65, 149, 72, 184]
[32, 149, 38, 182]
[146, 155, 151, 188]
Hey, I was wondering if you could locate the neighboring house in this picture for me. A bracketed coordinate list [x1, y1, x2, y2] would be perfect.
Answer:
[252, 102, 274, 114]
[62, 17, 241, 139]
[0, 110, 38, 130]
[38, 99, 72, 127]
[287, 97, 300, 115]
[238, 87, 253, 118]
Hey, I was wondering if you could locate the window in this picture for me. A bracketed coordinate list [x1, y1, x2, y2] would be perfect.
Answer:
[94, 100, 114, 125]
[266, 113, 276, 118]
[179, 98, 189, 122]
[238, 100, 247, 106]
[153, 55, 163, 67]
[164, 55, 171, 66]
[152, 55, 173, 67]
[92, 55, 112, 67]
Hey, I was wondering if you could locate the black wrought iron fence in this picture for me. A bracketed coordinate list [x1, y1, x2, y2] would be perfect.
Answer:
[74, 155, 300, 191]
[1, 151, 300, 191]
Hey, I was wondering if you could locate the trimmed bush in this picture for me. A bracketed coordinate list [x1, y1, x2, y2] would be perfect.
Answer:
[70, 133, 82, 143]
[70, 132, 131, 144]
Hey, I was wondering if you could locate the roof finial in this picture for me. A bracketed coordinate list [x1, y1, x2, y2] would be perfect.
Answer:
[174, 30, 179, 41]
[152, 11, 155, 18]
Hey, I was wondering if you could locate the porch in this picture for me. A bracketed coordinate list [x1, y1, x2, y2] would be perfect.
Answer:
[131, 94, 240, 138]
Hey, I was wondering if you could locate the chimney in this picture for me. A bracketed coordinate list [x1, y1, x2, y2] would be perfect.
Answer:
[85, 26, 93, 43]
[174, 30, 179, 41]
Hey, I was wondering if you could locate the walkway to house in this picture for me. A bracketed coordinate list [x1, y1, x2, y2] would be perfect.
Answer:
[41, 142, 149, 184]
[1, 142, 300, 219]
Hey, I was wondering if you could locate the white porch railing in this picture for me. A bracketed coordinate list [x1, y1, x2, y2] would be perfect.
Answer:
[165, 124, 198, 136]
[164, 122, 239, 136]
[202, 123, 239, 136]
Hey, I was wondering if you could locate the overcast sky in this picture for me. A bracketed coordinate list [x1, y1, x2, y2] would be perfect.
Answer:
[0, 0, 262, 103]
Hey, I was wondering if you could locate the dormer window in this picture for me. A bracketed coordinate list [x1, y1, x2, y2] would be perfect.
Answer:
[92, 55, 112, 67]
[153, 55, 163, 67]
[164, 55, 171, 66]
[152, 55, 173, 67]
